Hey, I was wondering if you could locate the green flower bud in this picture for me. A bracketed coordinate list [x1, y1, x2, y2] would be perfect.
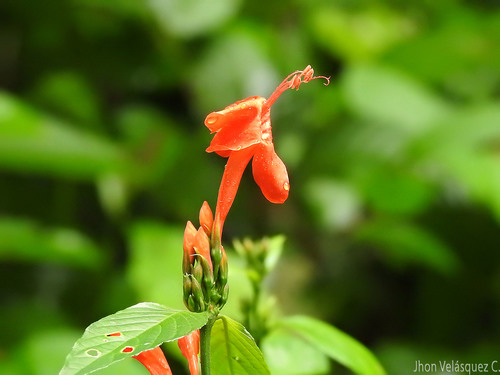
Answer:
[183, 274, 192, 299]
[220, 284, 229, 307]
[190, 276, 204, 303]
[187, 295, 196, 312]
[193, 262, 203, 284]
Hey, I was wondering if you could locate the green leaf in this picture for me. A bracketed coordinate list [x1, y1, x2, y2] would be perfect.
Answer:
[60, 302, 209, 375]
[210, 315, 270, 375]
[22, 329, 82, 375]
[355, 219, 460, 275]
[147, 0, 242, 38]
[310, 6, 416, 62]
[262, 327, 330, 375]
[126, 222, 185, 310]
[29, 71, 102, 129]
[0, 218, 102, 269]
[342, 64, 449, 133]
[0, 91, 127, 179]
[356, 167, 435, 216]
[303, 178, 362, 232]
[280, 316, 386, 375]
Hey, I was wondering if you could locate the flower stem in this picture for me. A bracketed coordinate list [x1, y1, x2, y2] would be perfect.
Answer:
[200, 317, 216, 375]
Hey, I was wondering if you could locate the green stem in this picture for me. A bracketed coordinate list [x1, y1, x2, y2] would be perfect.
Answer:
[200, 317, 216, 375]
[249, 279, 263, 345]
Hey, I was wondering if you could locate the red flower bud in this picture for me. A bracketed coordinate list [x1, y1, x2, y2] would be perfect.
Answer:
[199, 201, 214, 236]
[183, 221, 197, 271]
[193, 227, 212, 273]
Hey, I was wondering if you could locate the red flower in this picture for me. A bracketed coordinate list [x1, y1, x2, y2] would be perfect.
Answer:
[205, 65, 329, 234]
[178, 330, 200, 375]
[133, 346, 172, 375]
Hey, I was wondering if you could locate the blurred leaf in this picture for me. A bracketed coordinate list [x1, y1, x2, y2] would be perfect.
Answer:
[342, 65, 449, 133]
[413, 105, 500, 220]
[0, 300, 70, 348]
[356, 219, 460, 274]
[0, 360, 22, 375]
[222, 251, 254, 322]
[210, 315, 271, 375]
[191, 27, 277, 115]
[262, 327, 330, 375]
[303, 178, 362, 232]
[280, 316, 386, 375]
[61, 302, 209, 375]
[263, 235, 286, 273]
[115, 104, 185, 185]
[127, 221, 185, 310]
[96, 173, 129, 218]
[385, 8, 500, 99]
[355, 167, 435, 216]
[309, 6, 416, 61]
[415, 104, 500, 155]
[73, 0, 149, 18]
[0, 218, 102, 269]
[23, 329, 82, 375]
[29, 71, 101, 129]
[147, 0, 242, 38]
[87, 357, 146, 375]
[438, 152, 500, 223]
[0, 92, 128, 179]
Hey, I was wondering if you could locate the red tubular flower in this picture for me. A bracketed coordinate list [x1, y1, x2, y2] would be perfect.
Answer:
[178, 330, 200, 375]
[133, 346, 172, 375]
[205, 65, 330, 234]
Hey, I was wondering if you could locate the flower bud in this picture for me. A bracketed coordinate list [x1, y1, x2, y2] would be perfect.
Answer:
[183, 274, 192, 299]
[183, 221, 197, 272]
[199, 255, 213, 295]
[199, 201, 214, 237]
[209, 289, 222, 305]
[192, 262, 204, 285]
[194, 228, 212, 273]
[217, 248, 228, 288]
[220, 284, 229, 306]
[190, 276, 205, 308]
[210, 241, 224, 277]
[187, 295, 196, 312]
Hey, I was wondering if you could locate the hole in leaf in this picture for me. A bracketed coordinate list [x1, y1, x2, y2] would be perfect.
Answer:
[121, 346, 134, 353]
[86, 349, 101, 357]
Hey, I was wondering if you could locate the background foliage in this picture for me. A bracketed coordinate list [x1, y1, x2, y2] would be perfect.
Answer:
[1, 0, 500, 374]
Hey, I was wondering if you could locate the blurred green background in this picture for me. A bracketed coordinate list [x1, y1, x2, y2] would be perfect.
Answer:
[1, 0, 500, 374]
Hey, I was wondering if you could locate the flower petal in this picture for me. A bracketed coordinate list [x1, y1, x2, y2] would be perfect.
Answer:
[178, 330, 200, 375]
[214, 147, 256, 234]
[205, 97, 265, 153]
[133, 346, 172, 375]
[252, 144, 289, 204]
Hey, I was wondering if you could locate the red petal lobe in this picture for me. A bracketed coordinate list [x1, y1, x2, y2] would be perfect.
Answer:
[252, 144, 289, 204]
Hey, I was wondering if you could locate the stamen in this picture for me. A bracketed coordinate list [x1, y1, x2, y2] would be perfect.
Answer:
[264, 65, 330, 109]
